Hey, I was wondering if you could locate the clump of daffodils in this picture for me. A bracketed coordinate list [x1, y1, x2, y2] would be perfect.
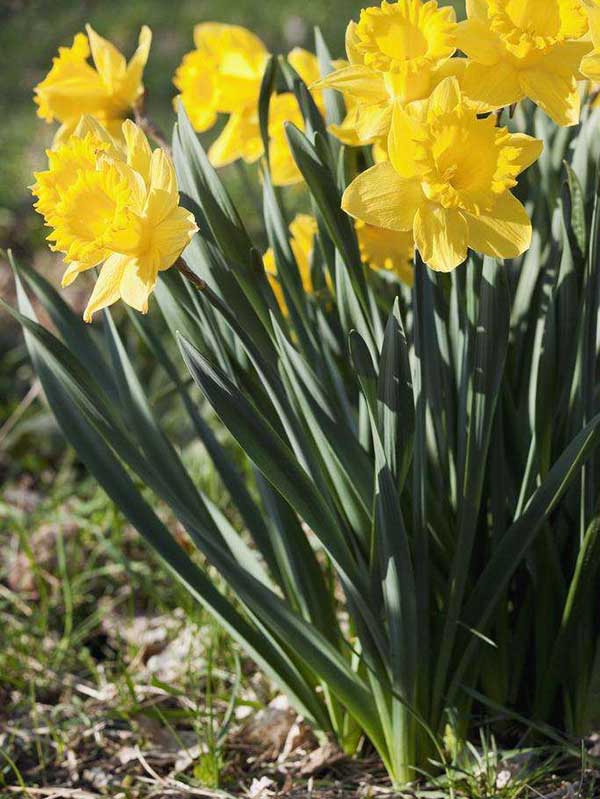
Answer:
[173, 24, 323, 185]
[30, 0, 599, 314]
[32, 117, 197, 321]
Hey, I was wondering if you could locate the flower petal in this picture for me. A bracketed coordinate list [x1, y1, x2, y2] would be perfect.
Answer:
[125, 25, 152, 91]
[61, 260, 97, 288]
[342, 162, 423, 232]
[413, 205, 468, 272]
[208, 110, 262, 167]
[519, 68, 580, 127]
[455, 19, 501, 64]
[119, 256, 157, 313]
[460, 59, 523, 112]
[464, 191, 531, 259]
[85, 24, 126, 86]
[505, 132, 544, 175]
[388, 103, 423, 179]
[581, 50, 600, 82]
[83, 253, 130, 322]
[122, 118, 152, 182]
[345, 21, 364, 66]
[152, 206, 198, 270]
[313, 64, 388, 101]
[427, 76, 462, 116]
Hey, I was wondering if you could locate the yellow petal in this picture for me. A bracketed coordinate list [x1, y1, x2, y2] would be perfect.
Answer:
[208, 110, 263, 168]
[124, 25, 152, 94]
[587, 5, 600, 48]
[464, 191, 531, 259]
[460, 59, 523, 112]
[193, 22, 267, 60]
[466, 0, 490, 20]
[149, 148, 176, 197]
[122, 119, 152, 183]
[427, 76, 462, 116]
[152, 205, 198, 270]
[119, 256, 157, 313]
[315, 64, 388, 101]
[342, 161, 423, 232]
[192, 23, 268, 112]
[388, 102, 422, 179]
[85, 24, 127, 88]
[581, 50, 600, 82]
[506, 132, 544, 175]
[83, 253, 130, 322]
[345, 21, 364, 66]
[270, 136, 302, 186]
[539, 41, 592, 81]
[414, 205, 468, 272]
[288, 47, 321, 87]
[455, 19, 501, 65]
[172, 51, 219, 133]
[354, 102, 393, 142]
[61, 260, 97, 288]
[518, 68, 580, 126]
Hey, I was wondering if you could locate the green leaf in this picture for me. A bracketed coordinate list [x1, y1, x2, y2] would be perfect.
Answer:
[377, 298, 414, 491]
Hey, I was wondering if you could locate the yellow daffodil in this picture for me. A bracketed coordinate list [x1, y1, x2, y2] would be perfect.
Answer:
[355, 221, 414, 285]
[209, 91, 306, 186]
[315, 0, 464, 146]
[265, 213, 414, 313]
[174, 23, 321, 186]
[264, 214, 319, 313]
[456, 0, 591, 126]
[173, 23, 269, 133]
[580, 0, 600, 80]
[32, 117, 197, 321]
[342, 77, 542, 272]
[34, 25, 152, 145]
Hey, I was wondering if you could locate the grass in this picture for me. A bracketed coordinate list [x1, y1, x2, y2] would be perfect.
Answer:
[1, 455, 599, 796]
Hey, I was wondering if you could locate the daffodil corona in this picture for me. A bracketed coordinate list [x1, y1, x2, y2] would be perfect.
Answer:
[34, 26, 152, 144]
[342, 78, 542, 272]
[32, 117, 197, 321]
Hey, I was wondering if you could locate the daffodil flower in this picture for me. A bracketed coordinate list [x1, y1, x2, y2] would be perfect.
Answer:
[173, 25, 321, 186]
[355, 220, 414, 285]
[314, 0, 464, 146]
[342, 77, 542, 272]
[34, 25, 152, 145]
[456, 0, 591, 126]
[264, 213, 414, 316]
[579, 0, 600, 81]
[264, 214, 319, 314]
[32, 117, 197, 321]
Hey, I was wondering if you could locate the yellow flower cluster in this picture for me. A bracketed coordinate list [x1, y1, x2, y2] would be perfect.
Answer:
[264, 214, 414, 315]
[31, 0, 598, 315]
[32, 117, 197, 321]
[34, 25, 152, 144]
[173, 24, 323, 186]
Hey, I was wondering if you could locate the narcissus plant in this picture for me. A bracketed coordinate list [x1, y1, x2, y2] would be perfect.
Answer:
[10, 0, 600, 789]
